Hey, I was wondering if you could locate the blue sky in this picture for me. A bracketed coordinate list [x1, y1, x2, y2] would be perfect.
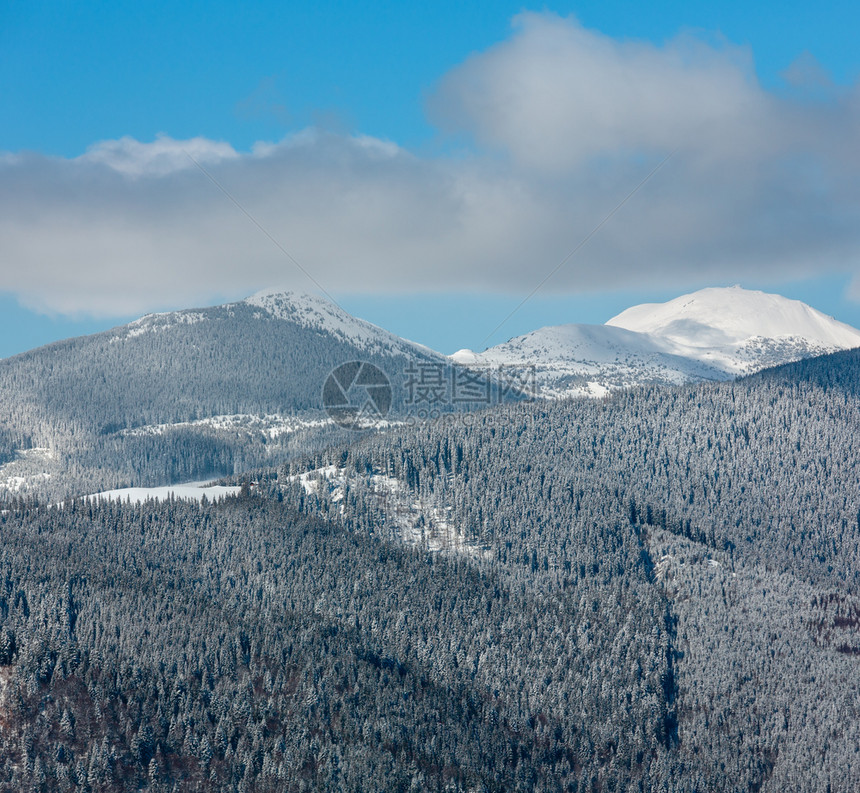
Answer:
[2, 0, 860, 356]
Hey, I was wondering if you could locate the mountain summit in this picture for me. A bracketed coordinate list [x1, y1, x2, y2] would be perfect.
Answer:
[607, 285, 860, 373]
[455, 286, 860, 397]
[0, 289, 448, 499]
[242, 289, 437, 358]
[117, 289, 435, 360]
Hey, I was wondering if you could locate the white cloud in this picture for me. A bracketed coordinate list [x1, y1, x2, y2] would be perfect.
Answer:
[2, 13, 860, 316]
[430, 13, 769, 169]
[78, 134, 239, 177]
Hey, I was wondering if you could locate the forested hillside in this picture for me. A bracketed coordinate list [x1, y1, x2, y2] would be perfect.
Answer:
[277, 346, 860, 790]
[0, 494, 674, 792]
[0, 295, 506, 501]
[1, 349, 859, 790]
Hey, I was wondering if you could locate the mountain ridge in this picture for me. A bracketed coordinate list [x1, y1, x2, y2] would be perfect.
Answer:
[108, 288, 442, 362]
[607, 285, 860, 350]
[1, 285, 858, 497]
[0, 290, 453, 500]
[454, 286, 860, 397]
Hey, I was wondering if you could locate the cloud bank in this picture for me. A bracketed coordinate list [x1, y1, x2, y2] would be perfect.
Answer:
[3, 12, 860, 315]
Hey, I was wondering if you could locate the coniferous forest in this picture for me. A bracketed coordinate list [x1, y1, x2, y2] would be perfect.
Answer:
[1, 348, 860, 790]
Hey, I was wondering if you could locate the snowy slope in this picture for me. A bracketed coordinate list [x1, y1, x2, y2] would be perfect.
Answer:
[607, 286, 860, 375]
[608, 286, 860, 347]
[453, 323, 729, 398]
[243, 289, 441, 359]
[456, 286, 860, 398]
[114, 288, 442, 361]
[86, 480, 241, 504]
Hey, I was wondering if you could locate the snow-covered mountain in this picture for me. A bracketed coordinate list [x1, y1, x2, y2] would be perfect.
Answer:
[607, 285, 860, 375]
[117, 288, 438, 360]
[3, 284, 859, 498]
[454, 286, 860, 398]
[0, 289, 452, 500]
[452, 324, 729, 398]
[243, 289, 442, 358]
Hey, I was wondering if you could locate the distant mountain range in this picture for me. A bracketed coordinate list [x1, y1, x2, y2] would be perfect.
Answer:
[0, 284, 858, 499]
[452, 286, 860, 397]
[0, 290, 455, 499]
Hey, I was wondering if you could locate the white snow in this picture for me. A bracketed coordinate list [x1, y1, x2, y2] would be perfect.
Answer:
[452, 322, 729, 399]
[608, 285, 860, 349]
[120, 413, 335, 440]
[450, 348, 481, 364]
[0, 448, 57, 496]
[244, 289, 440, 358]
[454, 286, 860, 398]
[86, 480, 241, 504]
[3, 474, 52, 492]
[291, 465, 488, 558]
[0, 666, 12, 738]
[109, 288, 442, 361]
[474, 323, 716, 370]
[112, 311, 208, 341]
[607, 285, 860, 375]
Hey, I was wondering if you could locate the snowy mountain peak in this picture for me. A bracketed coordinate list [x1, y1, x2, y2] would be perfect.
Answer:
[242, 289, 439, 358]
[450, 349, 480, 364]
[243, 288, 356, 329]
[245, 287, 336, 313]
[454, 286, 860, 399]
[452, 322, 729, 399]
[111, 288, 438, 360]
[606, 286, 860, 351]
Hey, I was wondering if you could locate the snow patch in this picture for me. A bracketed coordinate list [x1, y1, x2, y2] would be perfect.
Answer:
[0, 448, 57, 495]
[119, 413, 335, 441]
[0, 666, 13, 736]
[85, 480, 241, 504]
[450, 348, 480, 364]
[111, 311, 208, 342]
[291, 466, 488, 558]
